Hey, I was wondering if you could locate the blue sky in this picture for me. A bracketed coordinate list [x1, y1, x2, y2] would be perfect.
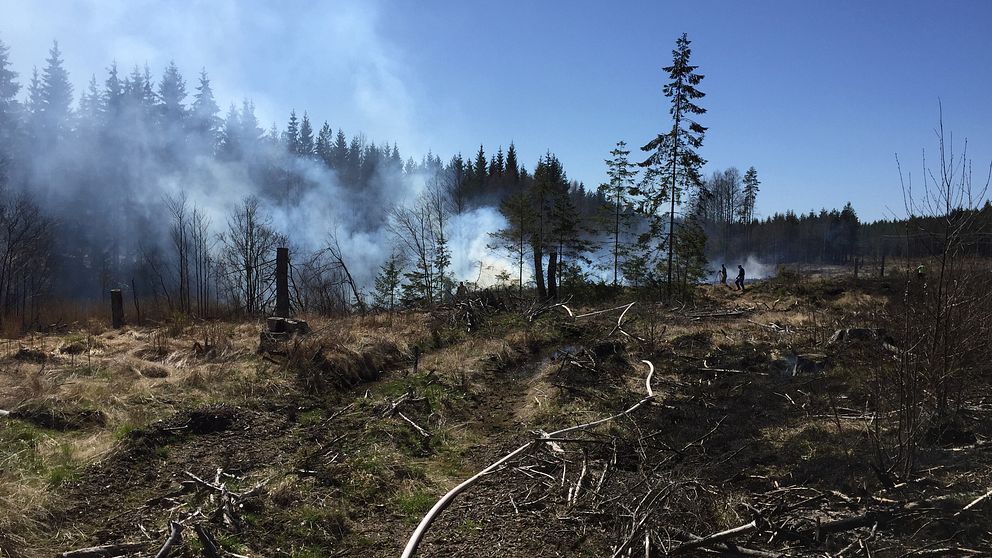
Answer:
[2, 0, 990, 221]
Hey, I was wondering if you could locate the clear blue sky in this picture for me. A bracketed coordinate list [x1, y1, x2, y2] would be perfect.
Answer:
[3, 0, 991, 220]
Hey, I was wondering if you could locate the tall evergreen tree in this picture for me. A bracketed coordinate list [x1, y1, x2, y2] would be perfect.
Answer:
[298, 112, 315, 157]
[331, 129, 348, 170]
[639, 33, 707, 297]
[505, 142, 520, 186]
[190, 69, 221, 150]
[217, 103, 240, 159]
[103, 62, 124, 121]
[599, 141, 638, 288]
[740, 166, 760, 252]
[38, 41, 74, 145]
[283, 110, 300, 155]
[740, 166, 760, 224]
[472, 145, 487, 193]
[157, 61, 187, 125]
[315, 121, 333, 166]
[0, 38, 19, 184]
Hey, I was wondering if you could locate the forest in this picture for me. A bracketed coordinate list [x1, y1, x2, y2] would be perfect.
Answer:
[0, 35, 940, 331]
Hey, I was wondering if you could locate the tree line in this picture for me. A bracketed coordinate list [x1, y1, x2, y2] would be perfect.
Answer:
[1, 34, 957, 328]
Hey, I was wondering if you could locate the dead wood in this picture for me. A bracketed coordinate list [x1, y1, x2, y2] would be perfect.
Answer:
[193, 524, 221, 558]
[956, 486, 992, 515]
[154, 521, 183, 558]
[668, 519, 761, 555]
[59, 543, 146, 558]
[397, 411, 431, 437]
[401, 360, 660, 558]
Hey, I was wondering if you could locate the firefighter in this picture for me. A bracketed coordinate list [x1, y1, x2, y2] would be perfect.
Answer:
[735, 265, 746, 291]
[719, 264, 728, 286]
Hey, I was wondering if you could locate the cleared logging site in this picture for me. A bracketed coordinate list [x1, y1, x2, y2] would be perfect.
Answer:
[2, 271, 991, 557]
[2, 5, 992, 558]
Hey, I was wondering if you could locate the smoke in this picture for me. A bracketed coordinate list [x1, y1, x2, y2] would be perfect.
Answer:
[710, 255, 778, 282]
[740, 255, 777, 280]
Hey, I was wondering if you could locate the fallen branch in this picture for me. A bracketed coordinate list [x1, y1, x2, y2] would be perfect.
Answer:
[397, 411, 431, 437]
[60, 543, 146, 558]
[401, 360, 660, 557]
[154, 521, 183, 558]
[669, 519, 760, 555]
[400, 440, 537, 558]
[193, 524, 221, 558]
[956, 487, 992, 516]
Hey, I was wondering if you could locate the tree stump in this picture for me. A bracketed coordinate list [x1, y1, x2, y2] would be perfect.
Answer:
[110, 289, 124, 329]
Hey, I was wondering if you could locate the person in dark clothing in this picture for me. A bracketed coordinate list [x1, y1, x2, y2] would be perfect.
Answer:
[735, 265, 746, 291]
[719, 264, 728, 286]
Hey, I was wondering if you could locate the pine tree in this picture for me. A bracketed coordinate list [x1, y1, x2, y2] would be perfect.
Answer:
[739, 166, 760, 252]
[190, 69, 221, 149]
[505, 142, 520, 186]
[491, 191, 533, 294]
[740, 166, 760, 224]
[38, 41, 73, 145]
[157, 60, 187, 125]
[217, 103, 240, 159]
[298, 112, 314, 157]
[77, 74, 102, 136]
[0, 37, 18, 124]
[238, 99, 262, 153]
[315, 121, 333, 166]
[599, 141, 638, 288]
[472, 145, 487, 193]
[0, 38, 19, 183]
[283, 110, 300, 155]
[638, 33, 707, 298]
[331, 129, 348, 170]
[373, 252, 404, 311]
[103, 62, 124, 120]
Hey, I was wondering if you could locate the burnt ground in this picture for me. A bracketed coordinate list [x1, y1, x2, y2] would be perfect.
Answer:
[2, 276, 992, 557]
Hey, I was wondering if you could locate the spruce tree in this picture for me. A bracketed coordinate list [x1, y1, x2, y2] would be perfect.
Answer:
[217, 103, 240, 159]
[373, 252, 404, 311]
[39, 41, 73, 144]
[331, 129, 348, 170]
[298, 112, 315, 157]
[315, 121, 333, 166]
[157, 60, 187, 125]
[0, 38, 19, 183]
[103, 62, 124, 120]
[0, 38, 18, 125]
[472, 145, 487, 193]
[283, 110, 300, 155]
[190, 69, 221, 149]
[599, 141, 638, 288]
[639, 33, 707, 298]
[505, 142, 520, 186]
[491, 191, 533, 294]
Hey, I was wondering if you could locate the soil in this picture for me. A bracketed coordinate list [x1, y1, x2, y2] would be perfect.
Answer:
[3, 278, 991, 557]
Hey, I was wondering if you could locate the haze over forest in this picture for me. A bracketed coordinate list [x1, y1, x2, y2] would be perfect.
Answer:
[0, 0, 990, 324]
